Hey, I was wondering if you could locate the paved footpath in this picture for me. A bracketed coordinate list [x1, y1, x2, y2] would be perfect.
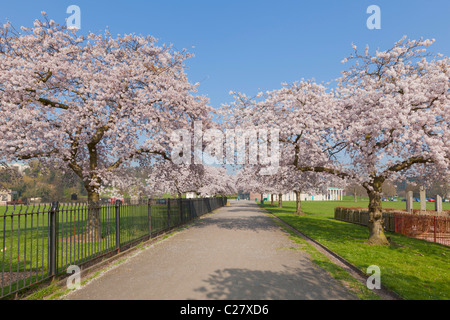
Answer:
[65, 200, 357, 300]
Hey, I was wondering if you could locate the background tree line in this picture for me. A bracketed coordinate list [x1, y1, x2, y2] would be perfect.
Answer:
[2, 161, 87, 202]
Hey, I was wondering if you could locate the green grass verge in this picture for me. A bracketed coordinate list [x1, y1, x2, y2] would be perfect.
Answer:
[261, 200, 450, 300]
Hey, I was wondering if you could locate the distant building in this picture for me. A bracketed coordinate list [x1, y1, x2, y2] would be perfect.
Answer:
[252, 187, 344, 202]
[238, 191, 250, 200]
[249, 192, 262, 201]
[326, 187, 345, 200]
[9, 163, 30, 174]
[186, 192, 197, 199]
[0, 189, 16, 205]
[29, 197, 42, 203]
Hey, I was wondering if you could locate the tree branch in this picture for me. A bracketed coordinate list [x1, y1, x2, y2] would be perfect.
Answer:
[385, 156, 432, 174]
[296, 165, 351, 180]
[106, 148, 171, 172]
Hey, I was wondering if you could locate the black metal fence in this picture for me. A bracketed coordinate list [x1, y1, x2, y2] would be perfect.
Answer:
[0, 196, 227, 299]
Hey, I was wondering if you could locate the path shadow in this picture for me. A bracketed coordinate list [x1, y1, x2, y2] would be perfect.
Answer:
[193, 215, 280, 232]
[191, 265, 357, 300]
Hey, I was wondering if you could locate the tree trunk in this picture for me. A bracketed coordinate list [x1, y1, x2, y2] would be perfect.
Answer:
[84, 142, 103, 240]
[278, 193, 283, 208]
[354, 187, 357, 202]
[86, 189, 101, 240]
[367, 180, 389, 245]
[295, 190, 303, 215]
[271, 194, 274, 206]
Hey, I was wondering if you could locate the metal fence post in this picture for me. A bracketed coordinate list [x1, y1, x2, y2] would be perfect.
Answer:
[178, 198, 182, 225]
[167, 198, 171, 228]
[148, 198, 152, 237]
[115, 200, 122, 252]
[434, 216, 437, 243]
[49, 201, 59, 278]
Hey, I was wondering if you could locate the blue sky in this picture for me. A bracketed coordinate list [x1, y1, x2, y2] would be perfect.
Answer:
[1, 0, 450, 109]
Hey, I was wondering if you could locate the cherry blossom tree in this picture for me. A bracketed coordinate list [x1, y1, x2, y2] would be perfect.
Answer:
[146, 163, 202, 198]
[224, 37, 450, 245]
[197, 166, 237, 197]
[0, 14, 211, 236]
[235, 165, 287, 208]
[273, 165, 334, 214]
[224, 81, 341, 209]
[147, 162, 236, 198]
[235, 166, 272, 203]
[331, 37, 450, 244]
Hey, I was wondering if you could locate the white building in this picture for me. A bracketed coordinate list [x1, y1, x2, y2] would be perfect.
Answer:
[9, 163, 30, 174]
[0, 189, 15, 205]
[326, 187, 344, 200]
[263, 187, 344, 202]
[186, 192, 197, 199]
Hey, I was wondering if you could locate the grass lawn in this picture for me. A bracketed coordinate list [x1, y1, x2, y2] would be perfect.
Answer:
[260, 198, 450, 300]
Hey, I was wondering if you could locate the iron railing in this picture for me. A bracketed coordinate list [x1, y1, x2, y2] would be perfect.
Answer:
[394, 213, 450, 246]
[0, 196, 227, 299]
